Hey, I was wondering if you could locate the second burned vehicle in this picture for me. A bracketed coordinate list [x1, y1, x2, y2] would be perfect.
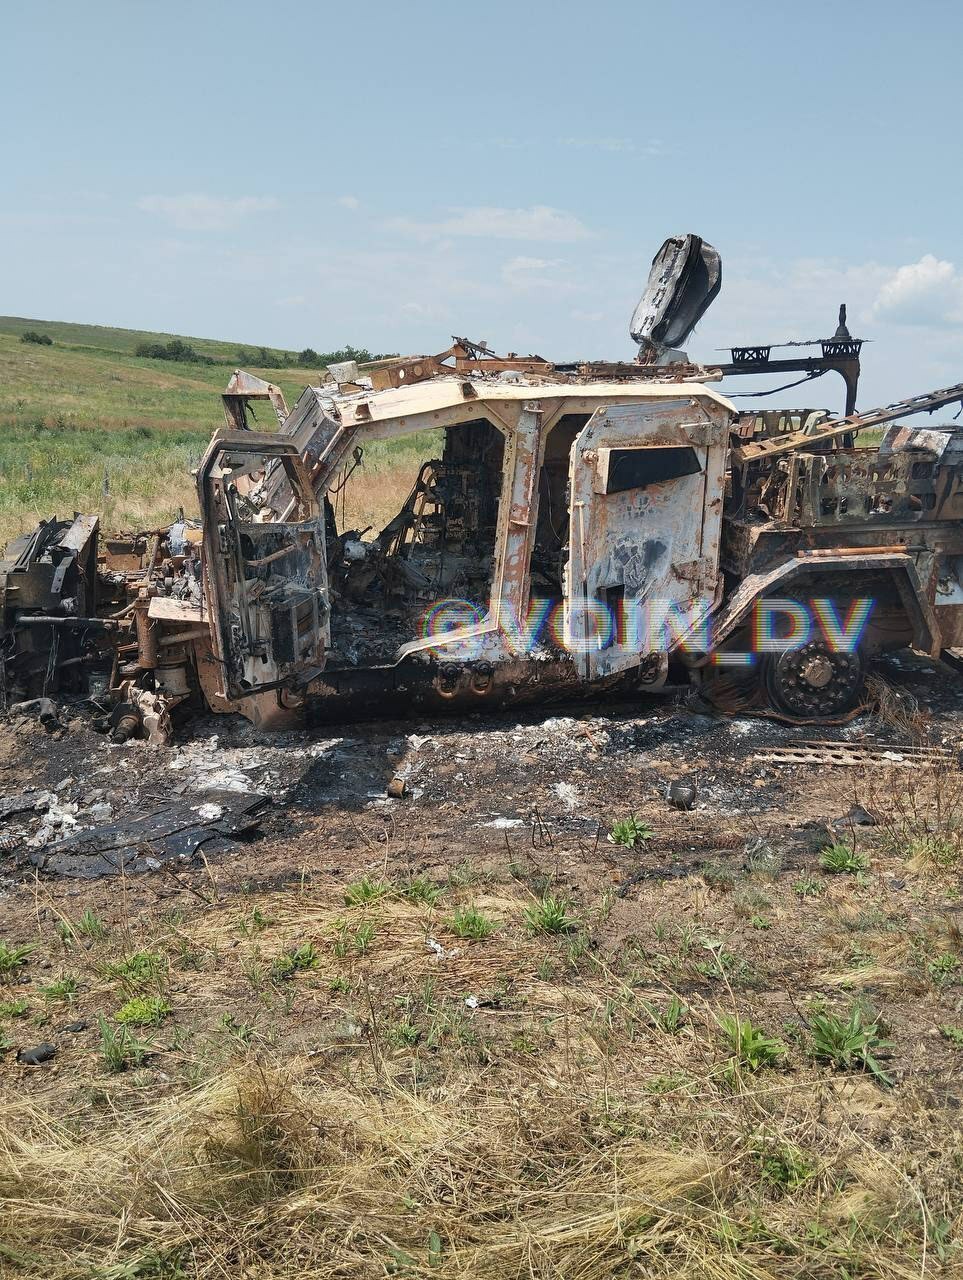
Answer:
[4, 234, 963, 741]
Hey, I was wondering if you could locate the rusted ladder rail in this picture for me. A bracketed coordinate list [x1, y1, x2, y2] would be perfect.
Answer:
[732, 380, 963, 465]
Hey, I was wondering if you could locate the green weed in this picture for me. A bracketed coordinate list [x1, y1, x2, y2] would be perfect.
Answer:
[449, 906, 497, 941]
[610, 816, 653, 849]
[793, 875, 825, 897]
[523, 895, 578, 935]
[39, 975, 78, 1003]
[104, 950, 165, 990]
[928, 952, 960, 984]
[808, 1003, 893, 1086]
[270, 942, 318, 980]
[115, 995, 171, 1027]
[399, 876, 441, 907]
[642, 994, 688, 1034]
[820, 843, 870, 874]
[344, 876, 392, 906]
[719, 1014, 786, 1073]
[76, 910, 108, 941]
[97, 1015, 150, 1073]
[0, 941, 36, 977]
[236, 907, 273, 937]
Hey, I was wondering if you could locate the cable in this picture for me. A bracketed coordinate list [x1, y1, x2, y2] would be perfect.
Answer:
[728, 370, 828, 398]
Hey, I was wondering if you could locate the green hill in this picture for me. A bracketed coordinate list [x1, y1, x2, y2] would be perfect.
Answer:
[0, 314, 302, 364]
[0, 318, 400, 544]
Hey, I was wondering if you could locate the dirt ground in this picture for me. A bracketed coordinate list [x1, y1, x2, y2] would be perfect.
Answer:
[1, 654, 962, 1277]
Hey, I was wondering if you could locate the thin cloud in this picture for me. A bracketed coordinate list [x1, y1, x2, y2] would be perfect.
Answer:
[386, 205, 593, 244]
[560, 137, 665, 155]
[501, 255, 570, 292]
[871, 254, 963, 327]
[337, 195, 361, 210]
[137, 193, 280, 232]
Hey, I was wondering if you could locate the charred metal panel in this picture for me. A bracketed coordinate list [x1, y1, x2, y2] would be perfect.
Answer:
[198, 434, 329, 701]
[758, 449, 963, 528]
[565, 397, 728, 678]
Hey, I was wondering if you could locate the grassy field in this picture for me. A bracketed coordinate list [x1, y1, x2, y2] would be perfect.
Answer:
[0, 319, 417, 543]
[1, 728, 962, 1278]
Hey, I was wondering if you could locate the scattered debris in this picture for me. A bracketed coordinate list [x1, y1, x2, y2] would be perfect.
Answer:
[17, 1043, 57, 1066]
[753, 741, 957, 769]
[667, 780, 697, 810]
[553, 781, 580, 812]
[32, 790, 268, 878]
[9, 698, 61, 733]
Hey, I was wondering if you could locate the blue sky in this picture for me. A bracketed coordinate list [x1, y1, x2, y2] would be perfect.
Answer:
[3, 0, 963, 410]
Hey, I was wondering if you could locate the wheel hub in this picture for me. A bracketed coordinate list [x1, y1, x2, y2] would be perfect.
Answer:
[766, 640, 865, 718]
[798, 653, 835, 689]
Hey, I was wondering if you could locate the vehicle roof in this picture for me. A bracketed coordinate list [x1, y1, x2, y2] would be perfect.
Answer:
[319, 373, 735, 425]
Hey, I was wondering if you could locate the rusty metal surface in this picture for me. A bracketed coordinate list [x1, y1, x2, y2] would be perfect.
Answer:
[753, 741, 957, 768]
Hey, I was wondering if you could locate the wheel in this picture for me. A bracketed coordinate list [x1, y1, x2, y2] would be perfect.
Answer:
[764, 639, 866, 719]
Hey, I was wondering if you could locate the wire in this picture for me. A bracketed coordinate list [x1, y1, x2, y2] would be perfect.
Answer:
[728, 370, 828, 398]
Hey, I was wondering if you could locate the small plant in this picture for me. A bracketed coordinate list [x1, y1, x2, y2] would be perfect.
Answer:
[0, 997, 29, 1019]
[793, 875, 825, 898]
[820, 843, 870, 875]
[353, 921, 376, 953]
[701, 860, 737, 892]
[386, 1019, 421, 1048]
[644, 1072, 693, 1095]
[750, 915, 771, 930]
[219, 1014, 256, 1047]
[76, 910, 108, 941]
[564, 931, 592, 968]
[399, 875, 441, 906]
[696, 941, 751, 983]
[0, 941, 36, 977]
[927, 952, 960, 985]
[536, 956, 556, 981]
[449, 906, 497, 941]
[271, 942, 318, 980]
[55, 920, 76, 946]
[105, 950, 165, 990]
[642, 994, 688, 1034]
[236, 906, 273, 936]
[610, 816, 653, 849]
[523, 894, 578, 935]
[907, 833, 962, 873]
[241, 956, 267, 993]
[808, 1003, 893, 1086]
[98, 1014, 149, 1073]
[719, 1014, 786, 1074]
[939, 1024, 963, 1046]
[333, 918, 377, 957]
[39, 975, 78, 1003]
[755, 1140, 816, 1190]
[344, 876, 391, 906]
[115, 995, 171, 1027]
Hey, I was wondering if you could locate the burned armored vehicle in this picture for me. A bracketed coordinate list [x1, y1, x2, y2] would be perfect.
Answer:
[4, 234, 963, 741]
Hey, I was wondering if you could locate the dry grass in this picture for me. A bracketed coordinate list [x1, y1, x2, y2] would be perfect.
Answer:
[860, 759, 963, 877]
[1, 862, 961, 1279]
[2, 1050, 955, 1279]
